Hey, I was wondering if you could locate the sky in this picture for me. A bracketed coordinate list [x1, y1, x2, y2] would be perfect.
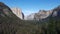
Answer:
[0, 0, 60, 16]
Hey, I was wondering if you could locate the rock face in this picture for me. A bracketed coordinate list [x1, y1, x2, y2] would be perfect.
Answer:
[34, 10, 52, 20]
[26, 5, 60, 20]
[26, 10, 52, 20]
[11, 8, 24, 19]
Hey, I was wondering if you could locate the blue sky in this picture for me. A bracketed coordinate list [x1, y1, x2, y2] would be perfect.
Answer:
[0, 0, 60, 16]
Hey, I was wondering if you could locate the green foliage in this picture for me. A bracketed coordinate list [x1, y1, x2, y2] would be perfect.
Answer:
[0, 15, 60, 34]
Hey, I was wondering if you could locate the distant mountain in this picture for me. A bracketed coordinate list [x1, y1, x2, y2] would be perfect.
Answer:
[25, 5, 60, 21]
[25, 10, 52, 20]
[34, 10, 52, 20]
[11, 7, 24, 19]
[25, 13, 35, 20]
[41, 5, 60, 22]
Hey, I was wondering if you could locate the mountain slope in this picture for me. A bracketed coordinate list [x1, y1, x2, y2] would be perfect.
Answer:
[0, 2, 22, 34]
[0, 2, 42, 34]
[0, 2, 60, 34]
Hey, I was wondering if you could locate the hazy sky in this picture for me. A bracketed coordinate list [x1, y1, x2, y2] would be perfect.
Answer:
[0, 0, 60, 15]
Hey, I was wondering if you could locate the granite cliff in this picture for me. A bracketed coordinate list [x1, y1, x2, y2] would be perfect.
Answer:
[11, 8, 24, 19]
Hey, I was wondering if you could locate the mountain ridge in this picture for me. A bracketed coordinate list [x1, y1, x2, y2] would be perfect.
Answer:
[25, 5, 60, 20]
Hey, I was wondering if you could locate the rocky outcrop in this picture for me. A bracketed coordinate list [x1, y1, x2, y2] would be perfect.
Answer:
[25, 5, 60, 20]
[25, 10, 52, 20]
[40, 5, 60, 22]
[11, 8, 24, 19]
[34, 10, 52, 20]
